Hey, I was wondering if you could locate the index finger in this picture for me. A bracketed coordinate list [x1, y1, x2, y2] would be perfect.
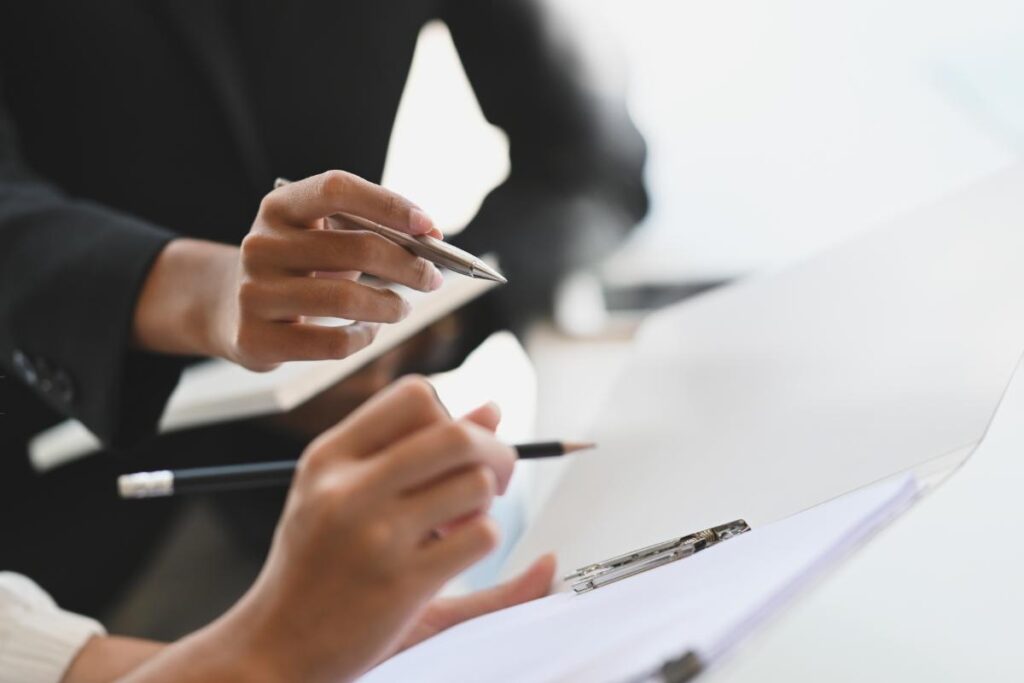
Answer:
[371, 420, 517, 496]
[265, 171, 438, 236]
[306, 376, 450, 462]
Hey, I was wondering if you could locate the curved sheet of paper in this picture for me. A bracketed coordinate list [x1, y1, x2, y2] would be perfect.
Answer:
[506, 166, 1024, 578]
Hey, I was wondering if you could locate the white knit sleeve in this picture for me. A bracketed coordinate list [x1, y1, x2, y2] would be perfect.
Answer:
[0, 572, 106, 683]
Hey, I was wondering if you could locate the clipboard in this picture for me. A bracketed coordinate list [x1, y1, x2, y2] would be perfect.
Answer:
[361, 476, 920, 683]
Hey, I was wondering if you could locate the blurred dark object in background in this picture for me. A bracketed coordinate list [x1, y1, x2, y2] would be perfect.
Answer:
[603, 280, 730, 313]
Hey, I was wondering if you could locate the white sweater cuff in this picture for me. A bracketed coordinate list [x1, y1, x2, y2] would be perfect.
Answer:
[0, 573, 106, 683]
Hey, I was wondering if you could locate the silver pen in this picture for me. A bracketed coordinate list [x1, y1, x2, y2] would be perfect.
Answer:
[273, 178, 506, 283]
[565, 520, 751, 594]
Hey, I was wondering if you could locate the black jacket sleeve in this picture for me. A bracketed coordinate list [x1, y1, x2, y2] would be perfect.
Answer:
[0, 91, 185, 450]
[440, 0, 649, 326]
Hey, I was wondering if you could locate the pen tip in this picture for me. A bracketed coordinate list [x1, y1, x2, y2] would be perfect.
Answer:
[474, 262, 508, 284]
[479, 272, 507, 284]
[562, 442, 597, 454]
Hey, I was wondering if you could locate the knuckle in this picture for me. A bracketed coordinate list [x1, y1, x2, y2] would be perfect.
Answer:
[258, 191, 284, 217]
[393, 375, 437, 405]
[318, 169, 352, 198]
[308, 470, 364, 509]
[296, 437, 338, 481]
[299, 428, 364, 481]
[293, 449, 322, 482]
[302, 481, 339, 518]
[411, 257, 434, 289]
[230, 320, 280, 372]
[383, 191, 403, 219]
[467, 517, 501, 553]
[317, 282, 344, 318]
[326, 330, 355, 359]
[356, 231, 387, 260]
[236, 278, 264, 310]
[388, 376, 448, 422]
[232, 325, 262, 362]
[465, 466, 497, 501]
[240, 233, 273, 263]
[358, 517, 400, 552]
[351, 324, 380, 352]
[294, 485, 346, 536]
[379, 291, 408, 322]
[444, 422, 476, 453]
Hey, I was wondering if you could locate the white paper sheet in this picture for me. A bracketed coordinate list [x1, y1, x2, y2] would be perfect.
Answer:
[506, 166, 1024, 578]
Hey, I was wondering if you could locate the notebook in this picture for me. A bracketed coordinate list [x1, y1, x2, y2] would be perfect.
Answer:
[360, 475, 918, 683]
[29, 268, 497, 471]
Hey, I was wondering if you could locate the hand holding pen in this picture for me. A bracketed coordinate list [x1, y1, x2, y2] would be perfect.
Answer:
[132, 170, 503, 372]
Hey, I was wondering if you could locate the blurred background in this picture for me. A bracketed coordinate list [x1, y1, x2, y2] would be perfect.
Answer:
[376, 0, 1024, 529]
[383, 0, 1023, 285]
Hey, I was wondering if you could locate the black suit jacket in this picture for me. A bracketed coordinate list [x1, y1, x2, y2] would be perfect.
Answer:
[0, 0, 646, 452]
[0, 0, 646, 611]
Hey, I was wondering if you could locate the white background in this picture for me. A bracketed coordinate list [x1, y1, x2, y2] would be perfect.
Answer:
[383, 0, 1024, 282]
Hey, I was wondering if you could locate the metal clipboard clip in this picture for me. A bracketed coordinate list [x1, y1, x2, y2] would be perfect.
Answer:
[564, 519, 751, 594]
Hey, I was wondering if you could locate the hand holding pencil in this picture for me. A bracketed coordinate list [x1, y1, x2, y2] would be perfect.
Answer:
[130, 377, 556, 682]
[119, 440, 592, 498]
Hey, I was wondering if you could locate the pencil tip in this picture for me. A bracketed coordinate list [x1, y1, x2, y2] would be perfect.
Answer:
[562, 442, 597, 454]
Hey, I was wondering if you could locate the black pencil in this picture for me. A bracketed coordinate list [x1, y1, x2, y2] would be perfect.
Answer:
[117, 441, 595, 499]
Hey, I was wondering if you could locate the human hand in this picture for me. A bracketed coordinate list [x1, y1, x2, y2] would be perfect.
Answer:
[220, 377, 516, 683]
[72, 378, 536, 683]
[133, 171, 445, 370]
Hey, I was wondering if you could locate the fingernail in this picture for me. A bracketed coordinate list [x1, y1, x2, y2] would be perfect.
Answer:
[482, 400, 501, 420]
[429, 266, 444, 291]
[409, 207, 436, 235]
[400, 297, 412, 319]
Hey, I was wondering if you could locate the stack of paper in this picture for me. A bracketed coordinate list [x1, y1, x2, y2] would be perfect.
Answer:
[361, 476, 917, 683]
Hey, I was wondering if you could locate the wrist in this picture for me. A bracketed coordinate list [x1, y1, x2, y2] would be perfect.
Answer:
[114, 617, 287, 683]
[212, 573, 374, 683]
[179, 619, 287, 683]
[199, 587, 304, 683]
[133, 238, 238, 358]
[62, 636, 165, 682]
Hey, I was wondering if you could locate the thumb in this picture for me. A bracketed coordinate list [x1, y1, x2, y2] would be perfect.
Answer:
[396, 554, 557, 654]
[433, 553, 556, 628]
